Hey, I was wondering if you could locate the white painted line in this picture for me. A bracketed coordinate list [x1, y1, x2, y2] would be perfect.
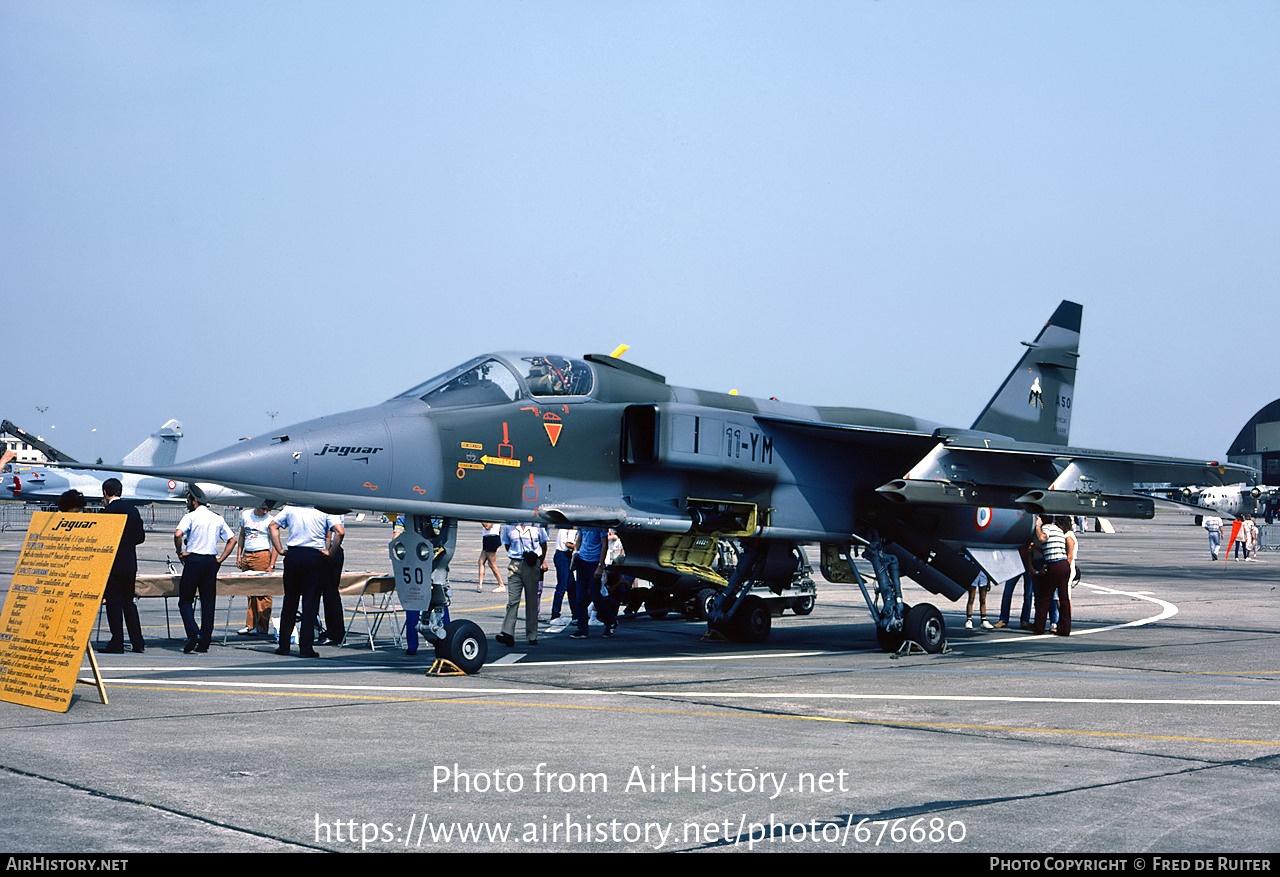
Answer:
[949, 581, 1177, 647]
[85, 581, 1181, 678]
[490, 653, 527, 665]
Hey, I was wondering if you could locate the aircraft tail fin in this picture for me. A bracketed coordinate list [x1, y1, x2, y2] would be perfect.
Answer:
[970, 301, 1081, 445]
[121, 420, 183, 467]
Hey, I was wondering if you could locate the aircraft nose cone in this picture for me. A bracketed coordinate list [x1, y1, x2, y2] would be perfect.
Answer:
[174, 431, 309, 494]
[168, 402, 439, 510]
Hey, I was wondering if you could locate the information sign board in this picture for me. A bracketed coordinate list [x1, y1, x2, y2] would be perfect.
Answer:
[0, 512, 124, 712]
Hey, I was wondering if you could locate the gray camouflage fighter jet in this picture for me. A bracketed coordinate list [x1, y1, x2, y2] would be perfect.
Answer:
[76, 302, 1253, 671]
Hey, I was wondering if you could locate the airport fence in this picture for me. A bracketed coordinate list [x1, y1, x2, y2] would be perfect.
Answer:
[0, 502, 33, 532]
[1259, 524, 1279, 551]
[0, 502, 240, 533]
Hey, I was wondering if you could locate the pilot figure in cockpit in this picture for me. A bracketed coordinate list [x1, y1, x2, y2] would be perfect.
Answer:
[525, 356, 586, 396]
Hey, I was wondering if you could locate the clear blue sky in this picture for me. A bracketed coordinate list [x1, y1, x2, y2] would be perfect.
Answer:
[3, 1, 1276, 464]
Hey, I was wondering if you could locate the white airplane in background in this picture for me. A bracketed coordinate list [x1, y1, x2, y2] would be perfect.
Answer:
[1, 419, 250, 507]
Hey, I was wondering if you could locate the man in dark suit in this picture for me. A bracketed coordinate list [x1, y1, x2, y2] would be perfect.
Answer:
[101, 477, 146, 653]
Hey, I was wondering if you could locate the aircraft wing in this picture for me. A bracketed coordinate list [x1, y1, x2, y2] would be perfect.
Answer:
[761, 414, 1253, 519]
[755, 413, 937, 450]
[926, 433, 1254, 484]
[882, 434, 1255, 519]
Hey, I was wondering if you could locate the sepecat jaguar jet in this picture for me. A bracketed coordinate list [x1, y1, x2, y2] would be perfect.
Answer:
[78, 301, 1253, 671]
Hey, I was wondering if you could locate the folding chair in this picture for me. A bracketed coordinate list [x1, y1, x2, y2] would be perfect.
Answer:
[344, 576, 402, 650]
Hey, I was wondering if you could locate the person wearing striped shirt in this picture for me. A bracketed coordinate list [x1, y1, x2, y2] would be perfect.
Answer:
[1032, 516, 1076, 636]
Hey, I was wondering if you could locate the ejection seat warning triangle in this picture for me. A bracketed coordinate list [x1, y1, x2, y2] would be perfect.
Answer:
[0, 511, 124, 712]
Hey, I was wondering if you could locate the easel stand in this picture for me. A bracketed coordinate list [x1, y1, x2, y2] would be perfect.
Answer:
[77, 644, 109, 705]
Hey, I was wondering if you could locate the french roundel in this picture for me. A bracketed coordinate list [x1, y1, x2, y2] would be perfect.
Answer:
[168, 480, 177, 490]
[975, 507, 993, 530]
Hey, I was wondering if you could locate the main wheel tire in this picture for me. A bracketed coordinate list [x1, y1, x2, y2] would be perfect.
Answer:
[732, 595, 772, 643]
[903, 604, 946, 654]
[696, 587, 717, 621]
[436, 619, 488, 674]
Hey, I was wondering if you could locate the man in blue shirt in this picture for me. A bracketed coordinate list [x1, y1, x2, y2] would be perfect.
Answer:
[570, 527, 615, 639]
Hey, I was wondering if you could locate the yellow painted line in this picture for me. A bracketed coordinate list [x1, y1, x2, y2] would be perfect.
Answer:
[102, 677, 1280, 707]
[1166, 670, 1280, 676]
[99, 683, 1280, 747]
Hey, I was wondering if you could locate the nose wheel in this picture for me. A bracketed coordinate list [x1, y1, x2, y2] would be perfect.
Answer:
[392, 516, 489, 674]
[432, 619, 488, 674]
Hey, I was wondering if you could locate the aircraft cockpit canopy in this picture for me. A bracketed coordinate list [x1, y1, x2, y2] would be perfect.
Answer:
[391, 354, 594, 408]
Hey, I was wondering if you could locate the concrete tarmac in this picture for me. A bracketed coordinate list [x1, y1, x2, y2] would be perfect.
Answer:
[0, 515, 1276, 853]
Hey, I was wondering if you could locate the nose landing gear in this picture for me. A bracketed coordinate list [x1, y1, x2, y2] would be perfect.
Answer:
[391, 515, 489, 674]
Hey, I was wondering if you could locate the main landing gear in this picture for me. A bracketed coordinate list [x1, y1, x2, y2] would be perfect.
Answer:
[822, 539, 948, 655]
[703, 540, 774, 644]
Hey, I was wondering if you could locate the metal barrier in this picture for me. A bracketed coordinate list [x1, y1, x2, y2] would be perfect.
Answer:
[1259, 524, 1280, 551]
[0, 502, 240, 533]
[0, 503, 35, 532]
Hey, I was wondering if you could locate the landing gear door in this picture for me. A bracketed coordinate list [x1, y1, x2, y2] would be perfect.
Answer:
[390, 528, 434, 611]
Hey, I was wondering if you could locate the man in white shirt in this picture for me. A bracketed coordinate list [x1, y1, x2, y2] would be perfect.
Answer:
[1203, 514, 1223, 561]
[173, 491, 236, 653]
[236, 501, 278, 635]
[269, 505, 343, 658]
[548, 527, 577, 628]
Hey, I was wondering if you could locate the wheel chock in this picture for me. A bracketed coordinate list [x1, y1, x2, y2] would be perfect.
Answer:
[891, 639, 951, 659]
[426, 658, 467, 676]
